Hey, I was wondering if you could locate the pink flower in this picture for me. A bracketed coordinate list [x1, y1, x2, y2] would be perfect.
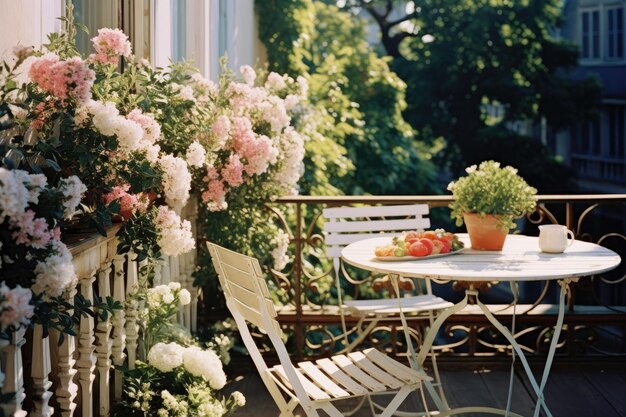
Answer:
[211, 115, 231, 145]
[221, 155, 244, 187]
[241, 135, 278, 176]
[127, 109, 161, 146]
[240, 65, 256, 85]
[90, 28, 132, 65]
[103, 184, 146, 217]
[29, 53, 95, 105]
[10, 210, 57, 249]
[230, 117, 255, 153]
[0, 284, 34, 330]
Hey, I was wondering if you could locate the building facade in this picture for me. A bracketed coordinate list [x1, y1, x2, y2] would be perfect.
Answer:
[561, 0, 626, 192]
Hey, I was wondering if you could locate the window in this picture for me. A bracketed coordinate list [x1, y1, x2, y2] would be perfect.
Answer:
[581, 9, 601, 59]
[575, 118, 601, 154]
[607, 7, 624, 59]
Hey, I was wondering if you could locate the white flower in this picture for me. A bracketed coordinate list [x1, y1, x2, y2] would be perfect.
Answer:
[265, 72, 286, 91]
[159, 155, 192, 209]
[232, 391, 246, 407]
[182, 346, 226, 389]
[147, 342, 184, 372]
[297, 75, 308, 96]
[58, 176, 87, 219]
[0, 168, 29, 222]
[89, 100, 120, 137]
[198, 401, 225, 417]
[168, 282, 181, 290]
[465, 164, 477, 174]
[271, 229, 291, 271]
[8, 104, 28, 120]
[240, 65, 256, 85]
[154, 206, 195, 256]
[179, 289, 191, 305]
[32, 240, 77, 299]
[162, 292, 175, 304]
[186, 141, 206, 168]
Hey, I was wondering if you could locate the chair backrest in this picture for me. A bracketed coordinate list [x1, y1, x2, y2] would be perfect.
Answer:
[207, 242, 282, 337]
[323, 204, 431, 259]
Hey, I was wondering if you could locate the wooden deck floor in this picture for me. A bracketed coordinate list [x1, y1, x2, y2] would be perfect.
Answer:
[223, 365, 626, 417]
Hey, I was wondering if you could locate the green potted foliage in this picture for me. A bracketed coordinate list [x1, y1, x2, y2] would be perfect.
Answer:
[448, 160, 537, 250]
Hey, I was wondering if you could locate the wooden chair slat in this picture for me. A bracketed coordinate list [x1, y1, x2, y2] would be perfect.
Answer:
[325, 232, 401, 246]
[315, 358, 369, 396]
[225, 280, 277, 318]
[347, 351, 403, 389]
[273, 366, 330, 400]
[221, 263, 271, 298]
[323, 218, 430, 233]
[323, 204, 429, 219]
[363, 348, 432, 383]
[331, 355, 387, 392]
[298, 361, 350, 398]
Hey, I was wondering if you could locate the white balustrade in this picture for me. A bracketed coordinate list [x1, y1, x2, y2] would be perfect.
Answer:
[3, 201, 199, 415]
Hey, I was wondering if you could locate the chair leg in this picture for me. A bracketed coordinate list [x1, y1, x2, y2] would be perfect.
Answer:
[375, 385, 416, 417]
[278, 398, 300, 417]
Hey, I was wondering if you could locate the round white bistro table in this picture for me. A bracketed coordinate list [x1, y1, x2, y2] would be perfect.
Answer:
[341, 234, 621, 417]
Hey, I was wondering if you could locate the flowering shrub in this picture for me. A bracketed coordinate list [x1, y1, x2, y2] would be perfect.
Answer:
[115, 282, 242, 417]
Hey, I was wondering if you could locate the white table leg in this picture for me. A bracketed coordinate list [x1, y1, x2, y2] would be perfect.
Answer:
[474, 279, 573, 417]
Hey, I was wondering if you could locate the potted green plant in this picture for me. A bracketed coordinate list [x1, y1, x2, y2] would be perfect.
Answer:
[447, 160, 537, 250]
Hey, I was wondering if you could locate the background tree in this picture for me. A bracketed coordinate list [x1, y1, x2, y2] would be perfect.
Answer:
[257, 0, 442, 196]
[341, 0, 601, 191]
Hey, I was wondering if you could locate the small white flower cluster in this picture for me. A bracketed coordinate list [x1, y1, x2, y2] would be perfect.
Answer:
[154, 206, 195, 256]
[58, 175, 87, 219]
[127, 382, 154, 413]
[159, 389, 189, 417]
[146, 282, 191, 309]
[186, 141, 207, 168]
[275, 128, 305, 195]
[147, 342, 227, 391]
[0, 282, 34, 330]
[197, 400, 225, 417]
[231, 391, 246, 407]
[271, 229, 291, 271]
[158, 154, 192, 209]
[0, 168, 42, 222]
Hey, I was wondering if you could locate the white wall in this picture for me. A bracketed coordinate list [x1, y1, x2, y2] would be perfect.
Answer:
[0, 0, 63, 60]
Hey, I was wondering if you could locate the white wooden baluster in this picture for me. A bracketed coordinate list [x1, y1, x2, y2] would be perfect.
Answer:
[111, 254, 126, 400]
[125, 251, 140, 370]
[171, 254, 183, 324]
[153, 261, 162, 286]
[77, 271, 97, 417]
[161, 256, 171, 285]
[137, 259, 149, 362]
[52, 287, 79, 417]
[0, 327, 27, 417]
[30, 324, 54, 417]
[95, 262, 113, 417]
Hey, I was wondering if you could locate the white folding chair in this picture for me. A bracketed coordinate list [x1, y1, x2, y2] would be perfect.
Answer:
[207, 242, 433, 417]
[323, 204, 453, 409]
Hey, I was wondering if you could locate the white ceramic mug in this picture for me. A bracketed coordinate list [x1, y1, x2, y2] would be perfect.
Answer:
[538, 224, 575, 253]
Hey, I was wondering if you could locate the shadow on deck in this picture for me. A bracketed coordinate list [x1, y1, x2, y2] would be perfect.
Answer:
[223, 364, 626, 417]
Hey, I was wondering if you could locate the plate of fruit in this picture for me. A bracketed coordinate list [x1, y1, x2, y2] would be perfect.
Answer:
[373, 229, 465, 261]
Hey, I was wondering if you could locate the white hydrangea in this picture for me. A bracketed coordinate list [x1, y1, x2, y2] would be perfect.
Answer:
[114, 117, 144, 153]
[274, 128, 305, 192]
[32, 240, 77, 299]
[89, 100, 120, 136]
[182, 346, 226, 390]
[159, 155, 191, 209]
[12, 170, 47, 205]
[179, 288, 191, 306]
[146, 284, 175, 307]
[186, 141, 206, 168]
[147, 342, 184, 372]
[58, 175, 87, 219]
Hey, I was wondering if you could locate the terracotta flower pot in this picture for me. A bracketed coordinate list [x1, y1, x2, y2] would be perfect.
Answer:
[463, 213, 508, 251]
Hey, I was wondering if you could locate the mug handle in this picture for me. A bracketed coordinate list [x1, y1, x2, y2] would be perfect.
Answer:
[566, 229, 575, 247]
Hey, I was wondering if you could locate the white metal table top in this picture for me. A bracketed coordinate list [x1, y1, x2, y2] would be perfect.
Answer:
[341, 234, 621, 282]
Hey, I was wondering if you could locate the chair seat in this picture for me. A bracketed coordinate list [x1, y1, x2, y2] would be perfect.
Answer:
[343, 295, 454, 316]
[269, 348, 432, 401]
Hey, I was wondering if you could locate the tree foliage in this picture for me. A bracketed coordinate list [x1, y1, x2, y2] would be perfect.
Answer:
[343, 0, 600, 190]
[256, 0, 441, 196]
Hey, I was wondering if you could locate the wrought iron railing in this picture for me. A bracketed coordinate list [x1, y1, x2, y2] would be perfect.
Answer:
[266, 195, 626, 363]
